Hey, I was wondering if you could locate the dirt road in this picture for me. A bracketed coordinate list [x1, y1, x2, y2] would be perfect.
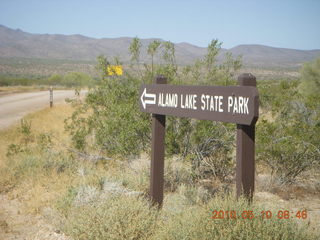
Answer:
[0, 90, 84, 129]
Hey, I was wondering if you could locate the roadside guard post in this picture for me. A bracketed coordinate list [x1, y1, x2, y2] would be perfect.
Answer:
[50, 86, 53, 108]
[139, 74, 259, 207]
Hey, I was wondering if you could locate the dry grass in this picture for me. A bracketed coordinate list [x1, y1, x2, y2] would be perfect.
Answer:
[0, 103, 72, 170]
[0, 103, 72, 151]
[11, 172, 74, 214]
[0, 101, 319, 239]
[0, 127, 20, 168]
[0, 102, 122, 215]
[0, 86, 47, 95]
[23, 103, 73, 141]
[0, 86, 70, 96]
[0, 103, 74, 208]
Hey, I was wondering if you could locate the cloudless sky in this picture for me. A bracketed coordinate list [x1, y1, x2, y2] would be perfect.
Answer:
[0, 0, 319, 50]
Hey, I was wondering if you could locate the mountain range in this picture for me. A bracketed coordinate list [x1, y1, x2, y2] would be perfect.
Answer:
[0, 24, 319, 68]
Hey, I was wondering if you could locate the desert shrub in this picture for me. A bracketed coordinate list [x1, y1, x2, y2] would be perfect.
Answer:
[36, 132, 53, 150]
[64, 195, 159, 240]
[62, 72, 94, 87]
[173, 121, 235, 182]
[4, 151, 76, 182]
[154, 194, 318, 240]
[257, 119, 319, 184]
[0, 153, 46, 191]
[257, 75, 320, 184]
[62, 191, 318, 240]
[0, 76, 43, 86]
[6, 119, 34, 157]
[257, 78, 299, 111]
[165, 120, 235, 183]
[56, 186, 78, 217]
[111, 159, 150, 193]
[65, 73, 151, 155]
[258, 124, 316, 184]
[65, 38, 243, 188]
[1, 127, 78, 192]
[47, 74, 64, 86]
[299, 57, 320, 98]
[164, 157, 193, 192]
[0, 72, 95, 87]
[176, 184, 211, 205]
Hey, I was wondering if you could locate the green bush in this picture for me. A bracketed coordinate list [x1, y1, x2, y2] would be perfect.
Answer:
[257, 77, 320, 184]
[63, 72, 94, 87]
[0, 76, 43, 86]
[65, 39, 241, 188]
[299, 57, 320, 98]
[257, 113, 319, 184]
[65, 73, 151, 155]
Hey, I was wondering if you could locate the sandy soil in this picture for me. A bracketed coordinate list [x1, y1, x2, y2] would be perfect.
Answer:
[0, 194, 70, 240]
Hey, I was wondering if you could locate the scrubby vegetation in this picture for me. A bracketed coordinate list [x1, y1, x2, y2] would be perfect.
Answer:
[0, 39, 319, 239]
[63, 194, 317, 240]
[1, 118, 318, 239]
[0, 57, 97, 79]
[66, 39, 319, 185]
[257, 59, 320, 184]
[0, 71, 96, 88]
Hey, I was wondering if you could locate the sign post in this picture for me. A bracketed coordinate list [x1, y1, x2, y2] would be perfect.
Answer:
[150, 76, 167, 207]
[50, 86, 53, 108]
[236, 73, 257, 201]
[140, 74, 259, 206]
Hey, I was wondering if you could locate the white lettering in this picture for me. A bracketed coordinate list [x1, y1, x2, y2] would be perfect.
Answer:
[228, 96, 233, 112]
[218, 96, 223, 112]
[181, 94, 197, 110]
[158, 93, 178, 108]
[158, 93, 163, 106]
[239, 97, 243, 114]
[201, 95, 205, 110]
[193, 94, 197, 110]
[244, 97, 249, 114]
[233, 97, 238, 114]
[210, 96, 214, 111]
[181, 94, 185, 108]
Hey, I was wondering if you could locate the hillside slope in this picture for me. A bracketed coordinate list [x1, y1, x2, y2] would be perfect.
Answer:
[0, 25, 319, 67]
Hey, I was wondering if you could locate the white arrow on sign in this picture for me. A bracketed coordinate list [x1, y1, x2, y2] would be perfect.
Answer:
[140, 88, 156, 109]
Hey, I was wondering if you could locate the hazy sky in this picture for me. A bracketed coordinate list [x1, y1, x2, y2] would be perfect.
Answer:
[0, 0, 319, 50]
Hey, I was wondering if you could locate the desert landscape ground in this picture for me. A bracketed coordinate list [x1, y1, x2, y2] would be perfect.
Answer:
[0, 21, 319, 240]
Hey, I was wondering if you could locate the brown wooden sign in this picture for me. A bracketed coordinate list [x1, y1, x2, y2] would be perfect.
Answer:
[141, 74, 259, 207]
[140, 84, 258, 125]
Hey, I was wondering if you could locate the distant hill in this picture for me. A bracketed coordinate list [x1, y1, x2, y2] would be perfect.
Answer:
[0, 24, 319, 67]
[228, 44, 320, 67]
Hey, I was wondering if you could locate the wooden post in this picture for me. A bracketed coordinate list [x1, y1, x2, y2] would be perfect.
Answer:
[50, 86, 53, 108]
[236, 73, 257, 201]
[150, 75, 167, 207]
